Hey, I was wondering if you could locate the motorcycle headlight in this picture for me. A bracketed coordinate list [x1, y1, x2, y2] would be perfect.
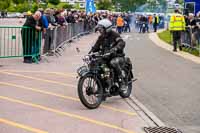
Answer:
[83, 55, 91, 64]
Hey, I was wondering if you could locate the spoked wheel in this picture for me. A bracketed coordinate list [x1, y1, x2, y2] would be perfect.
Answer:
[78, 74, 103, 109]
[119, 70, 133, 98]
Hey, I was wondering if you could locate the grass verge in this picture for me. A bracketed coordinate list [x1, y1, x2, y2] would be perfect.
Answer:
[157, 30, 200, 56]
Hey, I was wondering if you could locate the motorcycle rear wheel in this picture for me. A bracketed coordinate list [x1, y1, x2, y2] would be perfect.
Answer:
[78, 74, 103, 109]
[119, 72, 132, 98]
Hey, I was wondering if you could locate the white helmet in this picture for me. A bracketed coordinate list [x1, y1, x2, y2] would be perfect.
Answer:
[96, 19, 113, 32]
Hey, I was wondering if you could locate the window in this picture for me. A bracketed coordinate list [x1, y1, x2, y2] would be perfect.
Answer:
[185, 2, 195, 14]
[79, 3, 85, 8]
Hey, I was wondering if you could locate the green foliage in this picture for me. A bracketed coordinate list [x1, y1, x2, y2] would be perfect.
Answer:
[38, 2, 47, 9]
[176, 0, 184, 4]
[48, 0, 60, 5]
[12, 0, 24, 4]
[47, 3, 56, 8]
[158, 30, 171, 44]
[74, 3, 80, 10]
[16, 2, 29, 12]
[47, 2, 73, 9]
[0, 0, 11, 10]
[31, 3, 38, 13]
[7, 3, 16, 12]
[62, 3, 73, 9]
[56, 3, 73, 9]
[96, 0, 112, 10]
[112, 0, 147, 11]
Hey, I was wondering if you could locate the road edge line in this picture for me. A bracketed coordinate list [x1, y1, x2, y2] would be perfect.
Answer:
[129, 96, 165, 127]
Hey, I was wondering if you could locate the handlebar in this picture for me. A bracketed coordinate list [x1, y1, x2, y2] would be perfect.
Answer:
[88, 52, 111, 57]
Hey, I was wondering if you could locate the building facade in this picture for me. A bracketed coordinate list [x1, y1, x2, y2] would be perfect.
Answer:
[184, 0, 200, 15]
[60, 0, 97, 9]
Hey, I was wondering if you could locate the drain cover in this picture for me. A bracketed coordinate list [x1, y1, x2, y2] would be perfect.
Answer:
[144, 127, 182, 133]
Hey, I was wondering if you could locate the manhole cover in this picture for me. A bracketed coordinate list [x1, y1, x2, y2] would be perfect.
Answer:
[144, 127, 182, 133]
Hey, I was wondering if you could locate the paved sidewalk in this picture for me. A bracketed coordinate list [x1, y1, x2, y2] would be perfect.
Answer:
[0, 33, 157, 133]
[149, 32, 200, 64]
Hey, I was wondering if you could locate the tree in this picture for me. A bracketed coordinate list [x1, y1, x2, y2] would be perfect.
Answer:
[31, 3, 38, 13]
[176, 0, 184, 5]
[112, 0, 147, 12]
[63, 3, 73, 9]
[74, 3, 81, 10]
[56, 3, 73, 9]
[12, 0, 24, 4]
[96, 0, 112, 10]
[16, 2, 29, 12]
[48, 0, 60, 5]
[0, 0, 11, 10]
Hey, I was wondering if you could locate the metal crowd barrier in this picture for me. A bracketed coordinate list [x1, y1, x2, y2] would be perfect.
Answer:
[0, 22, 94, 62]
[0, 26, 42, 62]
[43, 22, 94, 56]
[181, 27, 200, 56]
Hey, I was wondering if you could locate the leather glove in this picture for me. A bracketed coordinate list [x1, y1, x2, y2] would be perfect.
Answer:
[110, 48, 117, 56]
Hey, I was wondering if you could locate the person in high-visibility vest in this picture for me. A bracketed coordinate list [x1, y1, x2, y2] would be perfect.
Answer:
[153, 14, 159, 32]
[169, 9, 185, 52]
[116, 15, 124, 34]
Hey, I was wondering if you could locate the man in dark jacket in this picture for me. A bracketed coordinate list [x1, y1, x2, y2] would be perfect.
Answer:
[21, 11, 42, 63]
[89, 19, 126, 92]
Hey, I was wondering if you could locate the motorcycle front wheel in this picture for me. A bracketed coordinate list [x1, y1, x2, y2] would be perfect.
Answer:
[78, 74, 103, 109]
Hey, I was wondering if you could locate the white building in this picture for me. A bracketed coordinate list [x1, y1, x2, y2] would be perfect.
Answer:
[60, 0, 86, 8]
[60, 0, 98, 9]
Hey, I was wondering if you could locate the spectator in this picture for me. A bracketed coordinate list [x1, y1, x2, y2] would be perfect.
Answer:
[21, 11, 42, 63]
[153, 14, 159, 32]
[182, 15, 191, 45]
[169, 9, 185, 52]
[37, 8, 49, 61]
[49, 9, 57, 26]
[116, 15, 124, 34]
[188, 13, 198, 47]
[1, 11, 5, 18]
[27, 11, 32, 17]
[124, 14, 131, 32]
[66, 12, 75, 23]
[56, 12, 66, 26]
[38, 8, 49, 30]
[43, 8, 55, 55]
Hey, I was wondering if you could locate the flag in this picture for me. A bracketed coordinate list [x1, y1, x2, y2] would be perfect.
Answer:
[86, 0, 96, 14]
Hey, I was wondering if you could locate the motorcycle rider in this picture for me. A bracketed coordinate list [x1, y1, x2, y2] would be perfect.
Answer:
[89, 19, 127, 92]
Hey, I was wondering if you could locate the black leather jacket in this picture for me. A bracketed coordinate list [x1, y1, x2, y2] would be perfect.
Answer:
[90, 30, 125, 57]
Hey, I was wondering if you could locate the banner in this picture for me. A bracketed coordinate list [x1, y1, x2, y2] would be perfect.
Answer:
[86, 0, 96, 14]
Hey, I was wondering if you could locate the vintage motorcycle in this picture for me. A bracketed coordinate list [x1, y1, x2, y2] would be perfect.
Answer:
[77, 52, 136, 109]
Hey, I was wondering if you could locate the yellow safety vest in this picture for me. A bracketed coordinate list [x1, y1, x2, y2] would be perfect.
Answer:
[169, 13, 185, 31]
[153, 16, 159, 24]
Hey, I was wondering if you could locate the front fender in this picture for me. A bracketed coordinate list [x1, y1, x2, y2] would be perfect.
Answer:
[77, 66, 98, 78]
[79, 71, 94, 77]
[77, 66, 88, 77]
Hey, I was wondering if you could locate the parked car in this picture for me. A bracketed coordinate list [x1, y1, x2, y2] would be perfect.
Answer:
[7, 12, 24, 18]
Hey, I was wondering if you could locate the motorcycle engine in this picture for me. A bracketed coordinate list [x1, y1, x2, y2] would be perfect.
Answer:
[101, 64, 110, 78]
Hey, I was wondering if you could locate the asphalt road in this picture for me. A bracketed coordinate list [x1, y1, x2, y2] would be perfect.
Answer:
[1, 18, 200, 133]
[124, 30, 200, 133]
[0, 32, 150, 133]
